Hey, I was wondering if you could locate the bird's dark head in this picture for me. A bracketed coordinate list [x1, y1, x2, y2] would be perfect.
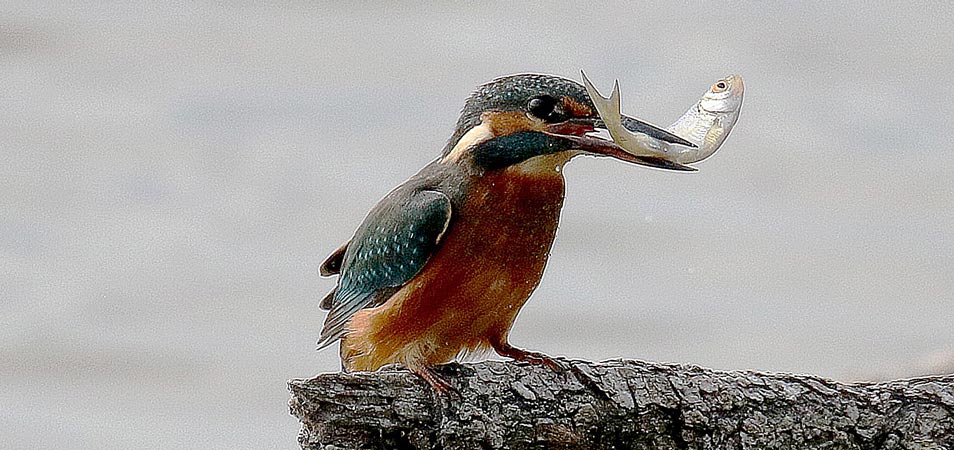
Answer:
[440, 73, 695, 172]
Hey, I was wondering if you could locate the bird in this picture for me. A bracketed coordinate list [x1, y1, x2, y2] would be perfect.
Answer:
[317, 73, 695, 391]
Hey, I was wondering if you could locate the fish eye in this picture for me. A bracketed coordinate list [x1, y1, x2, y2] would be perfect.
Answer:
[527, 95, 558, 120]
[712, 81, 728, 93]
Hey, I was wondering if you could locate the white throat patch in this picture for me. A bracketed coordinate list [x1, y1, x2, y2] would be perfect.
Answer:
[441, 123, 495, 164]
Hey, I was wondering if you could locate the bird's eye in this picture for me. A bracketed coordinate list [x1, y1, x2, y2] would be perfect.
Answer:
[527, 95, 557, 120]
[712, 81, 728, 93]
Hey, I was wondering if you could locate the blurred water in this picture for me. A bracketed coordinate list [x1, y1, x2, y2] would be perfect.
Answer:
[2, 2, 954, 449]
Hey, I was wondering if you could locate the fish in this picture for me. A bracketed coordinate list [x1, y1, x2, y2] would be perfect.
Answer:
[582, 71, 744, 166]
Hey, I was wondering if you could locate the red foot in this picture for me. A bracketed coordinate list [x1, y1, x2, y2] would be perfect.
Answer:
[411, 365, 458, 396]
[493, 343, 564, 372]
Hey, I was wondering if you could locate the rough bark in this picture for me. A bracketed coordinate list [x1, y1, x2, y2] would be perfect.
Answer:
[287, 359, 954, 449]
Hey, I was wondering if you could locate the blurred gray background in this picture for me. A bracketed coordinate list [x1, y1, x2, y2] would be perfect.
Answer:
[3, 1, 954, 449]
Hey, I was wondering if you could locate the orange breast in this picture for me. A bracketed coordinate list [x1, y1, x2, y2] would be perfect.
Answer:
[342, 165, 566, 372]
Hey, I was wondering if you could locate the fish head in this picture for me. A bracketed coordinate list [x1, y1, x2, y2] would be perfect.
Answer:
[700, 75, 744, 114]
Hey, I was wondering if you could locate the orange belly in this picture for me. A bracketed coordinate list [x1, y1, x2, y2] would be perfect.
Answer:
[342, 166, 566, 372]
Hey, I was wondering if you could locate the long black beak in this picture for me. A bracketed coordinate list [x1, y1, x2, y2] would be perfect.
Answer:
[546, 117, 697, 171]
[609, 115, 696, 148]
[545, 132, 697, 171]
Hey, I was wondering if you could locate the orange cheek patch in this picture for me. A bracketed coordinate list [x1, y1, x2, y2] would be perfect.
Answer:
[562, 97, 593, 118]
[480, 111, 542, 136]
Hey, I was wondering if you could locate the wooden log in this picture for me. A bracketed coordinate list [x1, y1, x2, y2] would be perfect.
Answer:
[288, 359, 954, 449]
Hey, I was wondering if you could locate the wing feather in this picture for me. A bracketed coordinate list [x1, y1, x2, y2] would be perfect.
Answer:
[316, 188, 452, 349]
[319, 241, 349, 277]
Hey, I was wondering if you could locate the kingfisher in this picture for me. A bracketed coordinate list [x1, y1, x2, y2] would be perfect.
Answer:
[317, 73, 695, 391]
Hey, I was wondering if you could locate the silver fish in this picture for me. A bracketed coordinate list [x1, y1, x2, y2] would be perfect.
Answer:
[583, 71, 744, 166]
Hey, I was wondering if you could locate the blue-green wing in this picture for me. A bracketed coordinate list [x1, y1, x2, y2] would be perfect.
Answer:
[317, 188, 452, 349]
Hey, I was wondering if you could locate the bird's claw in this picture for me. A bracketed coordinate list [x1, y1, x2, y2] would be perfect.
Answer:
[494, 344, 565, 372]
[412, 365, 460, 398]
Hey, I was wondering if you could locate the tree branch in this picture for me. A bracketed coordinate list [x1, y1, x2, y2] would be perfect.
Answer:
[287, 359, 954, 449]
